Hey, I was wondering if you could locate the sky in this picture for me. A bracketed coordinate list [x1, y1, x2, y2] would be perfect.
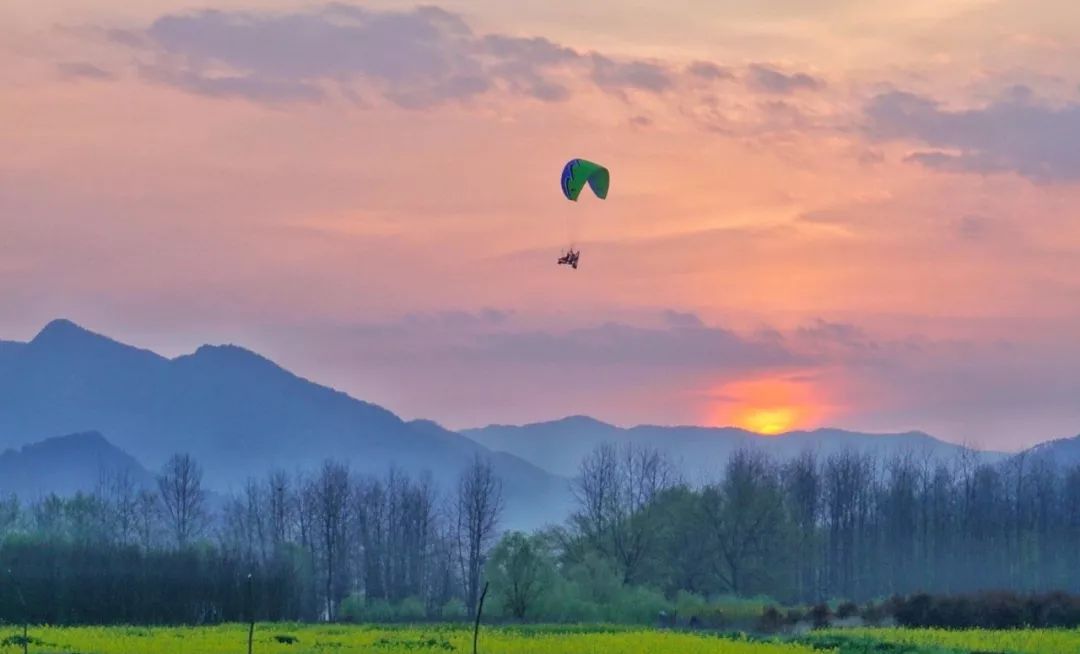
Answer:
[3, 0, 1080, 450]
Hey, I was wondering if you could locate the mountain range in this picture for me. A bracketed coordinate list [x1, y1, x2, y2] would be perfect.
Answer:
[0, 320, 569, 529]
[1, 319, 1078, 528]
[463, 416, 1015, 478]
[0, 431, 152, 499]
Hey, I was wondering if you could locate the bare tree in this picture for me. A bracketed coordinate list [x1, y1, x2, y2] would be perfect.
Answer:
[97, 467, 140, 546]
[0, 494, 18, 539]
[700, 448, 788, 595]
[882, 452, 919, 595]
[157, 453, 208, 548]
[354, 474, 388, 601]
[267, 469, 292, 551]
[784, 451, 820, 601]
[293, 471, 320, 618]
[571, 442, 677, 583]
[823, 450, 876, 600]
[134, 489, 161, 551]
[312, 461, 351, 621]
[572, 442, 619, 552]
[245, 478, 269, 563]
[455, 455, 504, 615]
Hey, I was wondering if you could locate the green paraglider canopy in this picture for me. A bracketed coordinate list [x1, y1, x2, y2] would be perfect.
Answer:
[560, 158, 609, 201]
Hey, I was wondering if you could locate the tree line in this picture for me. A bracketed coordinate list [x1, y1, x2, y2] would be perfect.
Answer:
[1, 442, 1079, 625]
[533, 443, 1080, 613]
[0, 453, 503, 624]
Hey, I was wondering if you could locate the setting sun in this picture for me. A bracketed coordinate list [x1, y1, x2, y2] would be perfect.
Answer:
[736, 407, 799, 435]
[708, 376, 825, 435]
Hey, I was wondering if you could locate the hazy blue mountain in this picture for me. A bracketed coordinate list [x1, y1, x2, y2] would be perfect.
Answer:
[463, 416, 622, 478]
[463, 415, 1009, 478]
[0, 431, 153, 498]
[0, 340, 23, 359]
[0, 320, 569, 529]
[1020, 433, 1080, 470]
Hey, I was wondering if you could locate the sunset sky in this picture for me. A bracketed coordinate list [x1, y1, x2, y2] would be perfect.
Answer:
[4, 0, 1080, 449]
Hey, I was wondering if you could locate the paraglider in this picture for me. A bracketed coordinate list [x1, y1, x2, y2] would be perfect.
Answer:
[560, 159, 609, 202]
[558, 158, 608, 269]
[557, 249, 580, 269]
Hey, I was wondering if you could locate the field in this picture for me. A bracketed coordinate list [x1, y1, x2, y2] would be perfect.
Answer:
[817, 626, 1080, 654]
[0, 624, 819, 654]
[3, 624, 1080, 654]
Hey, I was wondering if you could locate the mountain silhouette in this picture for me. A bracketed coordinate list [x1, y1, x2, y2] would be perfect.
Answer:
[0, 431, 153, 498]
[0, 320, 570, 529]
[1020, 433, 1080, 470]
[463, 415, 1009, 477]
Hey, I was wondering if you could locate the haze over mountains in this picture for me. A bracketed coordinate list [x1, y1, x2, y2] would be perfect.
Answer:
[0, 319, 1077, 527]
[0, 431, 153, 499]
[0, 320, 568, 528]
[463, 416, 1014, 478]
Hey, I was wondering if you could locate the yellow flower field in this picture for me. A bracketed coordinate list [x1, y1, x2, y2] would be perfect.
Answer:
[11, 623, 1080, 654]
[827, 626, 1080, 654]
[0, 624, 825, 654]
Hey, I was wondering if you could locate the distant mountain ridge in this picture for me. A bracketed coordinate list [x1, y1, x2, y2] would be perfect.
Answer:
[463, 415, 1011, 478]
[0, 319, 570, 529]
[1022, 433, 1080, 470]
[2, 319, 1072, 529]
[0, 431, 153, 498]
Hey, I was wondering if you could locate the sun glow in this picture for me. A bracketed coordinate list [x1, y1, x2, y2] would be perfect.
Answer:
[708, 376, 825, 435]
[736, 406, 799, 435]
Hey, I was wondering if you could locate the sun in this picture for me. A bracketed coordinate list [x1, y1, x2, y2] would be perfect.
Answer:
[707, 376, 824, 435]
[736, 406, 799, 435]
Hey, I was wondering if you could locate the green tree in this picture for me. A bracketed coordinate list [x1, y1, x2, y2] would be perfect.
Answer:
[486, 531, 553, 619]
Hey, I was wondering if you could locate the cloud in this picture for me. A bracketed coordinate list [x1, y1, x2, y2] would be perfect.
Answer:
[865, 89, 1080, 182]
[589, 54, 673, 94]
[746, 64, 823, 94]
[115, 4, 679, 107]
[463, 321, 800, 369]
[792, 319, 883, 362]
[481, 34, 577, 102]
[56, 62, 115, 81]
[796, 319, 867, 345]
[402, 309, 512, 328]
[686, 61, 733, 81]
[954, 214, 993, 241]
[133, 5, 485, 106]
[662, 310, 705, 329]
[325, 310, 800, 372]
[141, 66, 325, 103]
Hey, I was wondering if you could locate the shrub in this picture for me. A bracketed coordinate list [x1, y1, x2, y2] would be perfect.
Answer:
[339, 597, 395, 623]
[860, 601, 886, 626]
[397, 597, 427, 621]
[757, 605, 784, 632]
[609, 585, 671, 624]
[809, 603, 832, 629]
[887, 591, 1080, 629]
[674, 590, 707, 621]
[440, 598, 468, 621]
[835, 601, 858, 619]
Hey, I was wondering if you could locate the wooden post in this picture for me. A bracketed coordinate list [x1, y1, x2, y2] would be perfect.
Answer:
[472, 582, 489, 654]
[246, 573, 255, 654]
